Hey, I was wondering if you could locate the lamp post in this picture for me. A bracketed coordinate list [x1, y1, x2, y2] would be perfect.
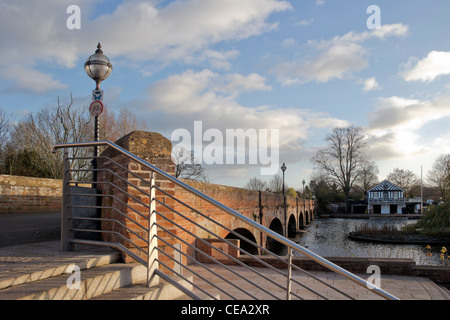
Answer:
[84, 43, 113, 185]
[281, 163, 287, 237]
[302, 179, 305, 196]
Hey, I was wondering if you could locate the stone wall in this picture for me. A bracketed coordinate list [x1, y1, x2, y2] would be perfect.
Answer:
[0, 175, 63, 214]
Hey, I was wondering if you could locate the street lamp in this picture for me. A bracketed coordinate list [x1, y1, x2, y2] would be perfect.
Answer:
[302, 179, 305, 196]
[85, 43, 113, 90]
[281, 163, 287, 237]
[281, 163, 286, 195]
[84, 42, 113, 184]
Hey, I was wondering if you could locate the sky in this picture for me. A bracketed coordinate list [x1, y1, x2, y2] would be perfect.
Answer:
[0, 0, 450, 191]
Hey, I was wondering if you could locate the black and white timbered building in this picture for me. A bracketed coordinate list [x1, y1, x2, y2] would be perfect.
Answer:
[367, 180, 406, 214]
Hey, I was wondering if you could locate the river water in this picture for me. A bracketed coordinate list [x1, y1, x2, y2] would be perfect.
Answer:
[293, 218, 445, 266]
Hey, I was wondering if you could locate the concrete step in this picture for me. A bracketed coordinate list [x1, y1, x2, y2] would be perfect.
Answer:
[0, 241, 202, 300]
[0, 249, 121, 290]
[0, 262, 147, 300]
[90, 276, 194, 300]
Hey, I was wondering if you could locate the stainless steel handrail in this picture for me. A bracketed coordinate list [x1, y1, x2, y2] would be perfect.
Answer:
[152, 187, 351, 300]
[53, 140, 399, 300]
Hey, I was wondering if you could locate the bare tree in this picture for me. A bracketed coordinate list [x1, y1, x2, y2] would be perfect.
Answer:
[97, 106, 147, 142]
[387, 168, 420, 197]
[172, 146, 208, 182]
[0, 108, 12, 157]
[10, 95, 91, 179]
[5, 97, 149, 180]
[269, 174, 286, 193]
[427, 154, 450, 202]
[245, 177, 268, 191]
[356, 160, 379, 192]
[312, 125, 367, 212]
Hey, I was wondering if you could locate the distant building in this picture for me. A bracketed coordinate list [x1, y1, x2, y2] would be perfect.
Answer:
[367, 180, 406, 214]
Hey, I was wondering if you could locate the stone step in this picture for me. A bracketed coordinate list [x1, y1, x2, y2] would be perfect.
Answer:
[0, 262, 146, 300]
[0, 249, 121, 290]
[90, 276, 194, 300]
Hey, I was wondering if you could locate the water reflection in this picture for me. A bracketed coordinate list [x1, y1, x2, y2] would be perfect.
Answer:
[293, 218, 443, 266]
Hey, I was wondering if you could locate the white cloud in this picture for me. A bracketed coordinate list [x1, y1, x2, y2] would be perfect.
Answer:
[365, 95, 450, 160]
[271, 23, 409, 85]
[91, 0, 292, 62]
[0, 64, 67, 93]
[197, 50, 240, 70]
[316, 0, 325, 6]
[145, 69, 347, 151]
[363, 77, 382, 91]
[281, 38, 297, 48]
[0, 0, 292, 92]
[223, 73, 272, 93]
[294, 19, 314, 27]
[368, 96, 450, 131]
[401, 51, 450, 82]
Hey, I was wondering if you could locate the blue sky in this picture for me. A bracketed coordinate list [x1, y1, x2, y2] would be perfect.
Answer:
[1, 0, 450, 190]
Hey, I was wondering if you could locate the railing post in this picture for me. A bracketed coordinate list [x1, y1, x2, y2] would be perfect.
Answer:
[61, 150, 74, 251]
[147, 171, 159, 287]
[286, 247, 293, 300]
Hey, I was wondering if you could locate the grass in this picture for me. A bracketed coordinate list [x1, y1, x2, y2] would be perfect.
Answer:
[353, 223, 413, 236]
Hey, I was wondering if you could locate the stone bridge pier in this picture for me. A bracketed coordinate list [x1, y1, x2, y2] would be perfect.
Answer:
[98, 131, 317, 267]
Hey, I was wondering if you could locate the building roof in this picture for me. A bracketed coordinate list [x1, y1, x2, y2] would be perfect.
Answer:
[367, 180, 404, 192]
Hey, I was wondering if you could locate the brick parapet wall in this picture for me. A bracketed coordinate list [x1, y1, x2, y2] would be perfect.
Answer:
[0, 174, 63, 214]
[98, 131, 177, 270]
[173, 179, 315, 262]
[95, 131, 316, 269]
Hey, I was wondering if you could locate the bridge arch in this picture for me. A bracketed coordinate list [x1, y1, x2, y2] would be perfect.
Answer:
[305, 210, 309, 225]
[299, 212, 304, 230]
[225, 228, 258, 255]
[266, 218, 285, 255]
[287, 214, 296, 238]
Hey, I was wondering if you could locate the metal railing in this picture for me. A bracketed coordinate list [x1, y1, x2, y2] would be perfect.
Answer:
[53, 140, 399, 300]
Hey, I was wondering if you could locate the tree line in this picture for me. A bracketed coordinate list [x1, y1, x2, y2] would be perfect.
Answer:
[244, 125, 449, 212]
[0, 95, 146, 180]
[1, 103, 448, 206]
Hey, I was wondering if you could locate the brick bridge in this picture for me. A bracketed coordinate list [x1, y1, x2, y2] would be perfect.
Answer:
[97, 131, 317, 262]
[174, 180, 316, 255]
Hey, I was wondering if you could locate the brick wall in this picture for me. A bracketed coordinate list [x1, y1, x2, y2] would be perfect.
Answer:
[95, 131, 316, 270]
[173, 180, 304, 262]
[98, 131, 176, 269]
[0, 175, 63, 214]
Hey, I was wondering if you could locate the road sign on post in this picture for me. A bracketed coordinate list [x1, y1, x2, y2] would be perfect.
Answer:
[89, 100, 103, 117]
[92, 90, 103, 101]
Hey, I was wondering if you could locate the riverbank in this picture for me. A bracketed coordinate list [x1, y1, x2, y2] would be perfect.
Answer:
[319, 213, 423, 219]
[348, 232, 450, 246]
